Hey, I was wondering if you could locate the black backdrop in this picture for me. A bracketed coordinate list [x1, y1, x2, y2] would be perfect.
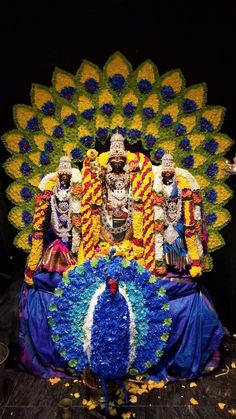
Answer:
[0, 1, 235, 332]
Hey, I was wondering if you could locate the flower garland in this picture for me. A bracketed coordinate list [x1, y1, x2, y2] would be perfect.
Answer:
[48, 255, 171, 378]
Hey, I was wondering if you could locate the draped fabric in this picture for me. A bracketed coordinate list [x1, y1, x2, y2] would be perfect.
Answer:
[18, 273, 225, 379]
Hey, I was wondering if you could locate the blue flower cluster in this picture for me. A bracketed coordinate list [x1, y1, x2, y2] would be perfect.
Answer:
[42, 101, 55, 116]
[20, 162, 32, 176]
[53, 126, 64, 139]
[81, 108, 96, 120]
[199, 117, 213, 132]
[96, 128, 108, 143]
[205, 213, 217, 225]
[203, 139, 218, 154]
[143, 107, 155, 119]
[44, 141, 54, 153]
[144, 134, 156, 149]
[205, 189, 217, 203]
[71, 148, 83, 160]
[182, 155, 194, 168]
[123, 103, 136, 117]
[138, 79, 153, 94]
[206, 163, 218, 179]
[154, 147, 164, 161]
[183, 99, 197, 114]
[40, 152, 50, 165]
[175, 123, 186, 137]
[112, 126, 126, 136]
[101, 103, 114, 116]
[179, 138, 191, 151]
[22, 210, 33, 226]
[80, 136, 94, 148]
[60, 86, 76, 101]
[21, 187, 33, 201]
[160, 114, 173, 128]
[19, 138, 31, 153]
[109, 74, 126, 92]
[161, 86, 175, 101]
[128, 129, 141, 143]
[63, 114, 77, 127]
[84, 78, 99, 94]
[27, 117, 39, 132]
[48, 256, 171, 379]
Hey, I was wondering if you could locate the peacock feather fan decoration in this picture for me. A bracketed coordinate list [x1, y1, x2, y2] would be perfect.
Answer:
[1, 52, 234, 270]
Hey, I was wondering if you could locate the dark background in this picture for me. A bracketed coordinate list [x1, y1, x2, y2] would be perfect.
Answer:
[0, 1, 235, 340]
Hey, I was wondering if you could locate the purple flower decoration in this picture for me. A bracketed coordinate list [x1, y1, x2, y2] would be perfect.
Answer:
[154, 147, 165, 161]
[206, 213, 217, 225]
[40, 152, 50, 165]
[63, 114, 77, 127]
[183, 99, 197, 114]
[60, 86, 76, 101]
[22, 210, 33, 226]
[19, 138, 31, 153]
[128, 129, 141, 142]
[20, 162, 32, 176]
[27, 117, 39, 132]
[109, 74, 126, 92]
[160, 114, 173, 128]
[123, 103, 136, 117]
[144, 134, 156, 148]
[81, 136, 94, 148]
[101, 103, 114, 116]
[84, 78, 99, 94]
[71, 148, 83, 160]
[96, 128, 108, 143]
[81, 108, 96, 120]
[138, 79, 153, 94]
[200, 117, 213, 132]
[53, 126, 64, 138]
[206, 163, 218, 179]
[182, 155, 194, 168]
[143, 108, 155, 119]
[111, 127, 126, 136]
[175, 123, 187, 137]
[161, 86, 175, 101]
[203, 139, 219, 155]
[205, 189, 217, 203]
[21, 187, 33, 201]
[44, 141, 54, 152]
[42, 101, 55, 116]
[179, 138, 191, 151]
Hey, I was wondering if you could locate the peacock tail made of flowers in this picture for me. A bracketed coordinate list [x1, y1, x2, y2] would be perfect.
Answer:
[1, 52, 234, 267]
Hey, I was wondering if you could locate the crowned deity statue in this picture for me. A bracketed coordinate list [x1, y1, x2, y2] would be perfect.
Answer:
[24, 155, 81, 286]
[75, 133, 205, 278]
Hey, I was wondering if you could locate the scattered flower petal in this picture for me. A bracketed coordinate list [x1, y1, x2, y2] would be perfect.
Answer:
[218, 403, 226, 410]
[190, 397, 199, 405]
[74, 392, 80, 398]
[190, 382, 197, 388]
[49, 377, 61, 385]
[130, 395, 138, 404]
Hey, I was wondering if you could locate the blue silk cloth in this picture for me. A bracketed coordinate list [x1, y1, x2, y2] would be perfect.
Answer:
[18, 273, 225, 379]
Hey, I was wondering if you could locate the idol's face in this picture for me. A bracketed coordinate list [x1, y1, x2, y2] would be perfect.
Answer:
[59, 173, 71, 188]
[162, 171, 175, 185]
[109, 156, 126, 173]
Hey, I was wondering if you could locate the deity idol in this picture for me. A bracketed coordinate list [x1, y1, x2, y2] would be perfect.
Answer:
[77, 133, 205, 278]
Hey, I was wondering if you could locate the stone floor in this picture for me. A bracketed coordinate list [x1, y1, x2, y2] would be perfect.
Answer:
[0, 337, 236, 418]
